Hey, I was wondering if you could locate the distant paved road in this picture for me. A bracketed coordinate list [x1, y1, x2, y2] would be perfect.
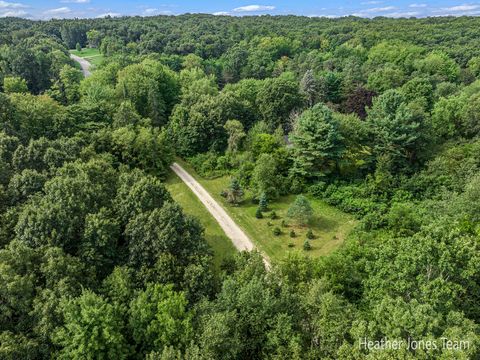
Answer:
[70, 54, 92, 77]
[171, 162, 270, 266]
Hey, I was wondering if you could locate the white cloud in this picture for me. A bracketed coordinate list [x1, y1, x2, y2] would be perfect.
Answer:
[233, 4, 275, 12]
[363, 6, 397, 12]
[60, 0, 90, 3]
[307, 13, 342, 18]
[439, 4, 480, 11]
[143, 8, 157, 15]
[143, 8, 173, 16]
[384, 11, 420, 17]
[213, 11, 230, 15]
[409, 3, 427, 7]
[43, 7, 71, 15]
[353, 6, 397, 16]
[0, 0, 26, 8]
[96, 12, 121, 18]
[0, 9, 26, 17]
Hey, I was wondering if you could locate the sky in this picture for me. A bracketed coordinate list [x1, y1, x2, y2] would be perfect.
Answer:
[1, 0, 480, 20]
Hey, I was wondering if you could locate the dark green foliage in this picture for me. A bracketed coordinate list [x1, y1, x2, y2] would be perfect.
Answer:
[303, 240, 311, 251]
[116, 59, 180, 127]
[270, 211, 278, 220]
[53, 290, 130, 359]
[188, 152, 230, 178]
[343, 86, 376, 119]
[0, 35, 72, 94]
[290, 104, 343, 180]
[257, 72, 303, 131]
[255, 208, 263, 219]
[226, 177, 244, 205]
[289, 229, 296, 238]
[125, 202, 207, 269]
[272, 227, 281, 236]
[251, 153, 287, 199]
[129, 283, 192, 354]
[61, 23, 87, 49]
[318, 71, 343, 103]
[306, 229, 315, 240]
[367, 89, 426, 171]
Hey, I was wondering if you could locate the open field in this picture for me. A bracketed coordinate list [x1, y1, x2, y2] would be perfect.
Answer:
[165, 170, 237, 270]
[176, 159, 357, 262]
[70, 48, 104, 66]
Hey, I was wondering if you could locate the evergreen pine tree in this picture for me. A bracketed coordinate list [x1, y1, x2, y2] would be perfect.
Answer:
[300, 69, 318, 107]
[258, 192, 268, 212]
[303, 240, 312, 251]
[227, 177, 244, 205]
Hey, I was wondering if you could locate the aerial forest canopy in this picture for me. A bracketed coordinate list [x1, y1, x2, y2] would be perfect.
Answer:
[0, 14, 479, 359]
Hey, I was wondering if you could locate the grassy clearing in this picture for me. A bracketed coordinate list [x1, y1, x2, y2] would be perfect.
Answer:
[165, 170, 237, 270]
[176, 158, 357, 262]
[70, 48, 100, 58]
[70, 48, 104, 66]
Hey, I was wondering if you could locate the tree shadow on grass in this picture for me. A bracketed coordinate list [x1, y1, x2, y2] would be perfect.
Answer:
[311, 216, 339, 232]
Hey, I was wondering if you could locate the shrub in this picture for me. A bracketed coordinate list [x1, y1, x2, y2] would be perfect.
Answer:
[226, 177, 244, 205]
[306, 229, 315, 239]
[258, 192, 268, 212]
[255, 208, 263, 219]
[281, 220, 288, 227]
[288, 242, 295, 248]
[308, 181, 327, 198]
[273, 227, 281, 236]
[270, 211, 278, 220]
[303, 240, 312, 251]
[290, 229, 296, 238]
[188, 152, 230, 178]
[287, 195, 313, 226]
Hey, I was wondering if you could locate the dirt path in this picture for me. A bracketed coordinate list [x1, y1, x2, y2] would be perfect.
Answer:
[70, 54, 92, 77]
[171, 162, 270, 266]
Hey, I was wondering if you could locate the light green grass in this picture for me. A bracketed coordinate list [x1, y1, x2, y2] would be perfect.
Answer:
[165, 170, 237, 270]
[176, 158, 357, 262]
[70, 48, 101, 58]
[70, 48, 104, 66]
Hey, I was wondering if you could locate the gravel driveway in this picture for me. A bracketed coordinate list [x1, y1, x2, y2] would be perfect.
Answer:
[70, 54, 92, 77]
[171, 162, 270, 267]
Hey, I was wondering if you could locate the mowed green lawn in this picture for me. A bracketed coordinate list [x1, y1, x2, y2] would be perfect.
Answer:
[176, 159, 357, 262]
[70, 48, 104, 66]
[165, 171, 237, 270]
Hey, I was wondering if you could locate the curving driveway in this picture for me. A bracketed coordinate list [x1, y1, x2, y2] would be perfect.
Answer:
[171, 162, 254, 252]
[70, 54, 92, 77]
[171, 162, 270, 267]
